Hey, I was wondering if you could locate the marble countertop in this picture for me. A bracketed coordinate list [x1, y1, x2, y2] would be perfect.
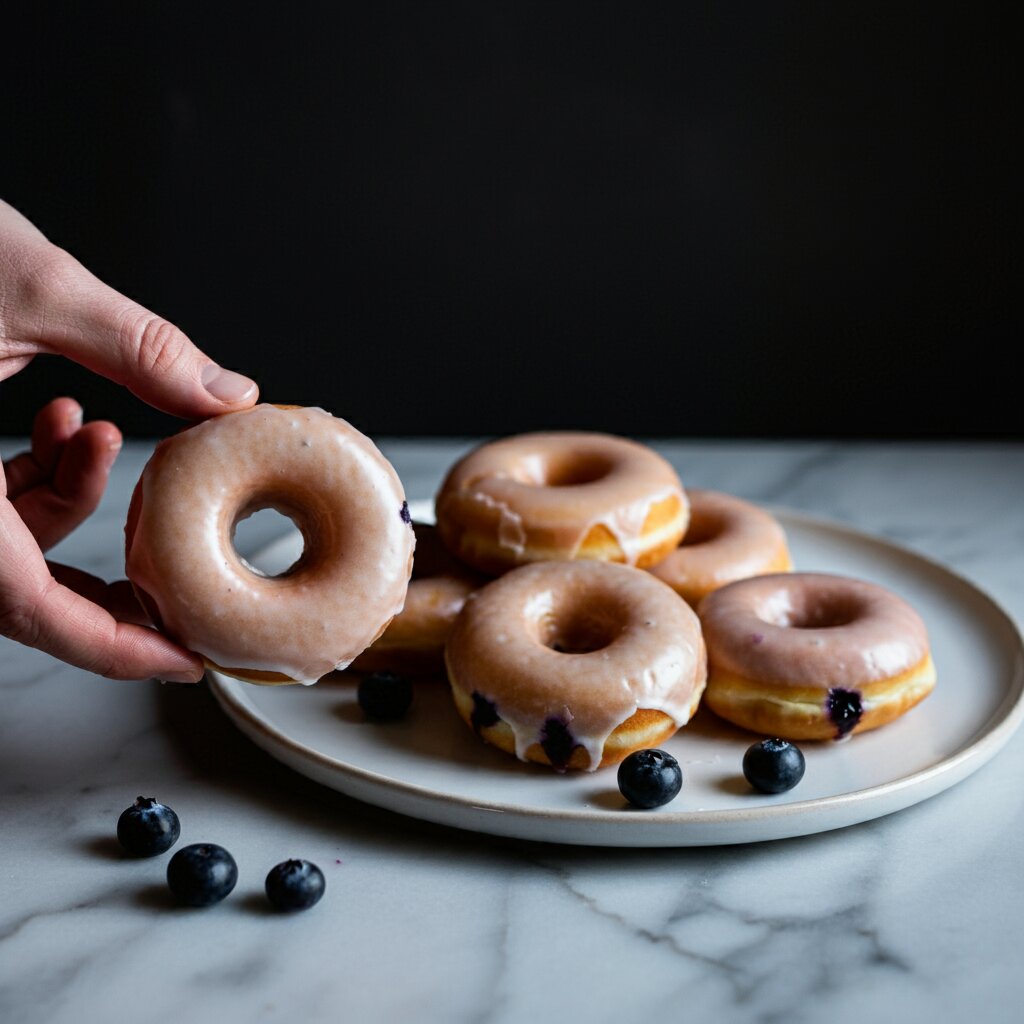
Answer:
[2, 437, 1023, 1024]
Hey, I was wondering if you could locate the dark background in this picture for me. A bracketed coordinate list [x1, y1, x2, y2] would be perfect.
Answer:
[1, 3, 1016, 440]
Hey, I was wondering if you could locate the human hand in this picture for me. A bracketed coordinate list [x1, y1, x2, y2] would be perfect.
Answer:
[1, 199, 259, 679]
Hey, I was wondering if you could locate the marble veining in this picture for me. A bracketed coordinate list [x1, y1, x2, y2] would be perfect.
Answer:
[1, 438, 1023, 1024]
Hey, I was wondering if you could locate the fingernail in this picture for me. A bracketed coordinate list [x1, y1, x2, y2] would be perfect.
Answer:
[102, 437, 123, 468]
[159, 669, 204, 684]
[67, 406, 84, 432]
[201, 364, 258, 404]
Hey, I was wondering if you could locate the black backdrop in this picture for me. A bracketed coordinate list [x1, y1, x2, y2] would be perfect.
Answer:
[1, 3, 1016, 439]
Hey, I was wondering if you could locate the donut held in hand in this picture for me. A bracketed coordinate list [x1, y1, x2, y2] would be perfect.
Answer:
[445, 560, 707, 771]
[434, 432, 688, 576]
[698, 572, 936, 739]
[125, 405, 415, 685]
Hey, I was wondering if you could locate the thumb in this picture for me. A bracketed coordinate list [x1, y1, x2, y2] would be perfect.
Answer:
[26, 248, 258, 420]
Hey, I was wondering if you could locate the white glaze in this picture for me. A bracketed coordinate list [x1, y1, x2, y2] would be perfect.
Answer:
[434, 432, 687, 572]
[125, 405, 414, 683]
[649, 488, 792, 603]
[445, 560, 706, 770]
[698, 571, 932, 687]
[3, 437, 1024, 1023]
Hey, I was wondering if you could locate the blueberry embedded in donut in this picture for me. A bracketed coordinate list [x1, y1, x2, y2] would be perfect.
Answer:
[400, 501, 412, 525]
[470, 691, 500, 734]
[698, 572, 935, 740]
[446, 560, 706, 770]
[539, 716, 579, 772]
[826, 687, 864, 738]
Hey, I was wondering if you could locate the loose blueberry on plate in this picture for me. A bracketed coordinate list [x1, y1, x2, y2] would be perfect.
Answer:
[116, 796, 180, 857]
[617, 749, 683, 809]
[166, 844, 238, 907]
[357, 671, 413, 720]
[742, 738, 806, 794]
[265, 859, 326, 911]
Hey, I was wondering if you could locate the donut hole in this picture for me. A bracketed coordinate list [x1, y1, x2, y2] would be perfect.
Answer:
[760, 588, 863, 629]
[513, 451, 616, 488]
[678, 510, 725, 548]
[544, 613, 619, 654]
[528, 594, 625, 654]
[231, 503, 306, 578]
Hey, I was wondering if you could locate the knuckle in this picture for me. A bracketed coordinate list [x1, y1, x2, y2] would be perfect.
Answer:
[20, 246, 82, 305]
[40, 485, 99, 528]
[0, 593, 42, 648]
[79, 646, 119, 679]
[126, 314, 192, 379]
[3, 246, 82, 339]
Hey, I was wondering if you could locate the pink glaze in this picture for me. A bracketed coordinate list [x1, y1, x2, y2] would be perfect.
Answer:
[435, 432, 687, 570]
[445, 560, 706, 770]
[125, 405, 415, 684]
[698, 572, 931, 687]
[648, 489, 791, 603]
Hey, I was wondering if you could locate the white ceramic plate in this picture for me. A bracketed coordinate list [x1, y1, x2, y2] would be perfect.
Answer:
[208, 501, 1024, 847]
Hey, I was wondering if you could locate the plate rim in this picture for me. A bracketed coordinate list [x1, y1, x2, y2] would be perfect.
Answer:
[208, 505, 1024, 844]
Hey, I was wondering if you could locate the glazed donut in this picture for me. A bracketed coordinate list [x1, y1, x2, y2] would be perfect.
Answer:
[435, 432, 688, 576]
[125, 405, 415, 685]
[648, 489, 792, 606]
[445, 560, 707, 771]
[350, 523, 483, 676]
[698, 572, 936, 740]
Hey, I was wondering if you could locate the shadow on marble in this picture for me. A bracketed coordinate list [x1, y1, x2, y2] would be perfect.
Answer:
[150, 678, 904, 873]
[80, 836, 128, 861]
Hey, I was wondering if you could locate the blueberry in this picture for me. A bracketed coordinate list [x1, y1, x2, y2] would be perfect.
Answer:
[617, 749, 683, 809]
[166, 843, 238, 907]
[357, 671, 412, 720]
[116, 796, 180, 857]
[742, 738, 806, 794]
[265, 859, 326, 911]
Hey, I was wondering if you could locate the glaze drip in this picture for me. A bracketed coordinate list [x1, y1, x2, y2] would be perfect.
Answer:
[434, 432, 687, 573]
[446, 560, 707, 771]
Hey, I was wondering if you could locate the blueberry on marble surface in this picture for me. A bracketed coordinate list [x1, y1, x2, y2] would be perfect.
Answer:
[617, 749, 683, 809]
[166, 844, 238, 907]
[358, 671, 413, 720]
[742, 738, 806, 794]
[265, 859, 326, 911]
[116, 796, 180, 857]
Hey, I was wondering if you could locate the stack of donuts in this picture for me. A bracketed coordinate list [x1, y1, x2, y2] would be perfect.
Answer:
[357, 429, 935, 768]
[126, 408, 937, 773]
